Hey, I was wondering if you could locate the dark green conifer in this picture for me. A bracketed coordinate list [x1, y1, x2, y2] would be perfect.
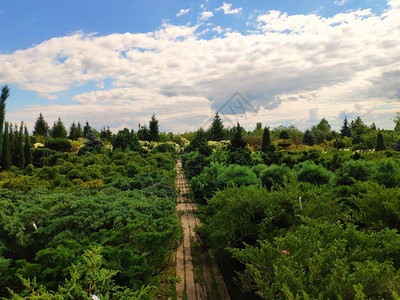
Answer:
[83, 121, 91, 137]
[149, 114, 160, 142]
[33, 113, 49, 136]
[261, 127, 275, 152]
[24, 126, 32, 167]
[376, 132, 386, 151]
[210, 112, 224, 141]
[50, 117, 67, 138]
[0, 85, 9, 158]
[1, 122, 11, 170]
[302, 129, 315, 146]
[340, 117, 352, 137]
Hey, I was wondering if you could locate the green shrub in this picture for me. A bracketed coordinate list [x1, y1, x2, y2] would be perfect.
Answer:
[295, 161, 334, 185]
[337, 159, 376, 185]
[260, 164, 292, 190]
[216, 164, 261, 189]
[46, 138, 72, 152]
[373, 158, 400, 188]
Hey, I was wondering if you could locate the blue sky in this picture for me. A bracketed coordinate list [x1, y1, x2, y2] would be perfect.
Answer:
[0, 0, 399, 132]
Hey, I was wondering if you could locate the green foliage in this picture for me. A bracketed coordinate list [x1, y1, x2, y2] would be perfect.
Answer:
[341, 116, 352, 137]
[260, 164, 292, 190]
[373, 158, 400, 188]
[1, 122, 11, 170]
[295, 160, 334, 185]
[68, 122, 83, 140]
[209, 112, 224, 141]
[111, 128, 141, 152]
[376, 132, 386, 151]
[83, 121, 91, 137]
[302, 129, 315, 146]
[23, 127, 32, 167]
[279, 130, 290, 140]
[261, 127, 275, 152]
[0, 85, 9, 159]
[149, 114, 160, 142]
[46, 138, 72, 153]
[50, 118, 68, 139]
[337, 159, 376, 185]
[79, 131, 104, 155]
[33, 113, 49, 136]
[216, 164, 261, 189]
[184, 128, 212, 156]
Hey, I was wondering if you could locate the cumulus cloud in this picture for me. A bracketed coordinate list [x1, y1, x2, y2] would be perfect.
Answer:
[2, 0, 400, 131]
[335, 0, 348, 6]
[216, 2, 243, 14]
[176, 8, 190, 17]
[199, 11, 214, 21]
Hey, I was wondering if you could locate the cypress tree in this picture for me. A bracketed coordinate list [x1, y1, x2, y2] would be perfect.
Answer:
[149, 114, 160, 142]
[9, 123, 16, 166]
[83, 121, 92, 137]
[302, 129, 315, 146]
[50, 117, 67, 138]
[261, 127, 274, 152]
[33, 113, 49, 136]
[210, 112, 224, 141]
[14, 122, 24, 169]
[376, 132, 386, 151]
[1, 122, 11, 170]
[340, 117, 352, 137]
[77, 122, 83, 138]
[0, 85, 9, 158]
[24, 126, 32, 167]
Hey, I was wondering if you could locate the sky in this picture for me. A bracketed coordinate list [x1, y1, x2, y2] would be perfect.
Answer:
[0, 0, 399, 133]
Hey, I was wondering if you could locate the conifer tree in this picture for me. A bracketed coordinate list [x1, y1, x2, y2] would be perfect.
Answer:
[77, 122, 83, 137]
[0, 85, 9, 158]
[14, 122, 24, 169]
[376, 132, 386, 151]
[10, 123, 16, 166]
[50, 117, 68, 138]
[261, 127, 274, 152]
[210, 112, 224, 141]
[230, 123, 247, 151]
[340, 117, 352, 137]
[68, 122, 83, 140]
[149, 114, 160, 142]
[302, 129, 315, 146]
[1, 122, 11, 170]
[24, 126, 32, 167]
[79, 130, 103, 154]
[100, 126, 113, 141]
[33, 113, 49, 136]
[137, 124, 150, 141]
[83, 121, 92, 137]
[279, 130, 290, 140]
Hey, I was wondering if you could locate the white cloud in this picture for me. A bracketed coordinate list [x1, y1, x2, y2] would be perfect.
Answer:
[96, 81, 105, 89]
[335, 0, 348, 6]
[176, 8, 190, 17]
[212, 26, 224, 33]
[216, 2, 242, 14]
[199, 11, 213, 21]
[2, 0, 400, 131]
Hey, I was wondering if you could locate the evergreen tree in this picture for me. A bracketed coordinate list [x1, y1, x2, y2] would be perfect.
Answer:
[33, 113, 49, 136]
[279, 130, 290, 140]
[0, 85, 9, 159]
[395, 139, 400, 151]
[10, 123, 16, 166]
[376, 132, 386, 151]
[100, 126, 113, 141]
[261, 127, 275, 152]
[256, 122, 262, 131]
[111, 128, 141, 152]
[209, 112, 224, 141]
[83, 121, 91, 137]
[340, 117, 352, 137]
[370, 123, 377, 131]
[302, 129, 315, 146]
[149, 114, 160, 142]
[24, 126, 32, 167]
[79, 130, 103, 154]
[185, 128, 212, 156]
[69, 122, 83, 140]
[50, 117, 67, 138]
[14, 122, 24, 169]
[351, 117, 369, 136]
[395, 123, 400, 132]
[1, 122, 11, 170]
[230, 123, 247, 151]
[137, 124, 150, 141]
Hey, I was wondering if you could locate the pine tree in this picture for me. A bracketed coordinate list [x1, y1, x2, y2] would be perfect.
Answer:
[230, 123, 247, 151]
[0, 85, 9, 159]
[302, 129, 315, 146]
[79, 130, 103, 154]
[83, 121, 91, 137]
[77, 122, 83, 137]
[10, 123, 16, 166]
[50, 117, 67, 138]
[24, 126, 32, 167]
[210, 112, 224, 141]
[256, 122, 262, 131]
[149, 114, 160, 142]
[340, 117, 352, 137]
[185, 128, 212, 156]
[1, 122, 11, 170]
[68, 122, 83, 140]
[376, 132, 386, 151]
[395, 139, 400, 151]
[100, 126, 113, 141]
[33, 113, 49, 136]
[14, 122, 24, 169]
[261, 127, 274, 152]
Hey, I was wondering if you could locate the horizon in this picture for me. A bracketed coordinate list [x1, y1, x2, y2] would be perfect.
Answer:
[1, 0, 399, 133]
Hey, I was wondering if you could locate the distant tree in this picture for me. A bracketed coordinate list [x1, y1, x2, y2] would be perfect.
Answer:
[395, 123, 400, 132]
[1, 122, 11, 170]
[100, 126, 113, 141]
[149, 114, 160, 142]
[351, 117, 369, 136]
[256, 122, 262, 131]
[230, 123, 247, 151]
[210, 112, 224, 141]
[14, 122, 24, 168]
[83, 121, 91, 137]
[33, 113, 49, 136]
[302, 129, 315, 146]
[10, 123, 16, 165]
[314, 118, 331, 132]
[185, 128, 212, 156]
[50, 117, 67, 138]
[0, 85, 9, 159]
[228, 123, 251, 165]
[376, 132, 386, 151]
[340, 117, 352, 138]
[395, 139, 400, 151]
[261, 127, 275, 152]
[69, 122, 83, 140]
[311, 118, 333, 144]
[24, 126, 32, 167]
[279, 130, 290, 140]
[111, 128, 141, 152]
[79, 130, 103, 154]
[370, 122, 377, 131]
[137, 124, 150, 141]
[394, 112, 400, 129]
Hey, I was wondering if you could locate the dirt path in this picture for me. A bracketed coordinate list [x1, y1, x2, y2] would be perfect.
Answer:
[176, 159, 230, 300]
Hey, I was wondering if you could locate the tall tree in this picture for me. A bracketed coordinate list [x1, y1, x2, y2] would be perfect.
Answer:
[279, 130, 290, 140]
[50, 117, 68, 138]
[351, 117, 369, 136]
[83, 121, 92, 137]
[261, 127, 274, 152]
[1, 122, 11, 170]
[33, 113, 49, 136]
[149, 114, 160, 142]
[137, 124, 150, 141]
[0, 85, 9, 159]
[79, 130, 104, 154]
[24, 126, 32, 167]
[376, 132, 386, 151]
[340, 117, 352, 138]
[111, 128, 141, 152]
[100, 126, 113, 142]
[69, 122, 83, 140]
[230, 123, 247, 151]
[14, 122, 24, 169]
[256, 122, 262, 131]
[185, 128, 212, 156]
[302, 129, 315, 146]
[209, 112, 224, 141]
